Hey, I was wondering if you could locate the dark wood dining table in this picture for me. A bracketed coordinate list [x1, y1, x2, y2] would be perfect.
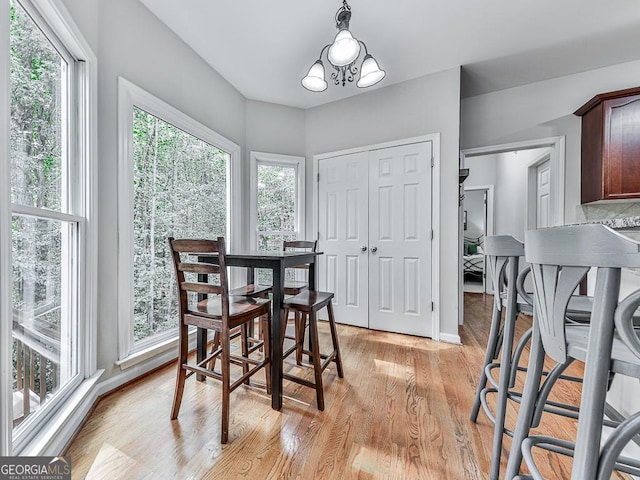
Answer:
[198, 250, 321, 411]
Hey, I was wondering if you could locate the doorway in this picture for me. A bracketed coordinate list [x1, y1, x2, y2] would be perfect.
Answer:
[458, 137, 565, 325]
[463, 185, 494, 294]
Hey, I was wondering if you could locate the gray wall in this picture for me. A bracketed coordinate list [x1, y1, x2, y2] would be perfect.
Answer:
[461, 58, 640, 225]
[305, 68, 462, 340]
[244, 100, 306, 247]
[60, 0, 248, 382]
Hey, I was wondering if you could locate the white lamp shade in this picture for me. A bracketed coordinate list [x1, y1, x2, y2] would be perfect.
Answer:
[357, 54, 386, 88]
[327, 29, 361, 66]
[302, 60, 328, 92]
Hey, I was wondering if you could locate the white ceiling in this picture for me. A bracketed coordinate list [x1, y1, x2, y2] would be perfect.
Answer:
[139, 0, 640, 109]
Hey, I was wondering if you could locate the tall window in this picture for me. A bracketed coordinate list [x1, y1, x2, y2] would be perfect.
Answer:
[7, 0, 94, 449]
[119, 79, 240, 360]
[250, 152, 305, 283]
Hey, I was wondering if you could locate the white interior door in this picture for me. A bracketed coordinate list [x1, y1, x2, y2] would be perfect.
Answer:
[368, 143, 433, 336]
[536, 159, 551, 228]
[317, 152, 369, 328]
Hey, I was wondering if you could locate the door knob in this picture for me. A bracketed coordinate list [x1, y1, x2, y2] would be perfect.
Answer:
[361, 245, 367, 252]
[371, 246, 378, 253]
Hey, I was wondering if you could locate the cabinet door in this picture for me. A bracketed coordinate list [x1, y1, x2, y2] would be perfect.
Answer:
[604, 95, 640, 200]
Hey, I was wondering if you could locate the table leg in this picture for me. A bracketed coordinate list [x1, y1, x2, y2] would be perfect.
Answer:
[271, 262, 284, 410]
[308, 260, 317, 290]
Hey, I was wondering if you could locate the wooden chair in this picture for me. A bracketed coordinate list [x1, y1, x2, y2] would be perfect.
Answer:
[282, 240, 317, 364]
[505, 224, 640, 480]
[282, 290, 344, 411]
[168, 237, 271, 444]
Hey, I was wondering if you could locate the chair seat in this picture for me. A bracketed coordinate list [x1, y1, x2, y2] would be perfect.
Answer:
[283, 290, 334, 313]
[230, 283, 272, 297]
[566, 325, 640, 378]
[193, 296, 270, 321]
[283, 280, 309, 296]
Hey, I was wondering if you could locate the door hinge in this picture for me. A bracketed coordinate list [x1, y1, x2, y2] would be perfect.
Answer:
[431, 301, 434, 311]
[430, 230, 434, 240]
[317, 172, 320, 182]
[431, 156, 434, 167]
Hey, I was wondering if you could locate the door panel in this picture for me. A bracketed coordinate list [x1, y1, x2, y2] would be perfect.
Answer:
[536, 159, 551, 229]
[369, 143, 432, 336]
[318, 152, 369, 328]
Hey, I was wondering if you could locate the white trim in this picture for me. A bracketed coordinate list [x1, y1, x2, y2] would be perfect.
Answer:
[117, 77, 241, 362]
[0, 0, 13, 457]
[18, 370, 103, 456]
[2, 0, 98, 455]
[459, 136, 566, 326]
[312, 134, 441, 341]
[249, 151, 306, 250]
[439, 333, 462, 345]
[463, 184, 495, 295]
[11, 204, 84, 223]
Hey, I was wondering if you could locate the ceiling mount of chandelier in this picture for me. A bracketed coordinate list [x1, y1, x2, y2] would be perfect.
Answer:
[302, 0, 386, 92]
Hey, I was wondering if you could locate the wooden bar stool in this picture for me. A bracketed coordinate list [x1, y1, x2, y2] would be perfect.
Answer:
[282, 290, 344, 410]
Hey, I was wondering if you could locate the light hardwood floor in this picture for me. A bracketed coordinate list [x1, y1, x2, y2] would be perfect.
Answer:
[65, 294, 630, 479]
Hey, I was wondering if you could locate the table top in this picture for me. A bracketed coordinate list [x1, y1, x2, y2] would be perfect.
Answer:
[226, 250, 322, 260]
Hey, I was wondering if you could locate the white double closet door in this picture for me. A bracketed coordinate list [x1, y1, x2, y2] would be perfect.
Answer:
[317, 142, 433, 337]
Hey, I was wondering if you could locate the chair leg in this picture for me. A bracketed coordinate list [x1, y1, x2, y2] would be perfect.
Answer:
[489, 282, 518, 480]
[281, 307, 290, 347]
[262, 311, 271, 395]
[221, 328, 231, 444]
[208, 331, 221, 372]
[308, 311, 325, 411]
[327, 302, 344, 378]
[171, 323, 189, 419]
[241, 324, 250, 385]
[295, 312, 306, 366]
[471, 302, 502, 422]
[505, 322, 545, 480]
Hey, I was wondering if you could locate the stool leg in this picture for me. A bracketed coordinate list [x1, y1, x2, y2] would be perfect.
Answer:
[327, 302, 344, 378]
[241, 323, 250, 385]
[295, 311, 304, 366]
[308, 311, 325, 411]
[171, 322, 189, 419]
[208, 330, 221, 372]
[262, 310, 271, 395]
[505, 322, 545, 479]
[471, 301, 502, 422]
[221, 328, 231, 444]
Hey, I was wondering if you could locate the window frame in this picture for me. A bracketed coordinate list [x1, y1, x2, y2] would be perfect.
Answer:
[249, 151, 306, 251]
[117, 77, 241, 365]
[1, 0, 97, 455]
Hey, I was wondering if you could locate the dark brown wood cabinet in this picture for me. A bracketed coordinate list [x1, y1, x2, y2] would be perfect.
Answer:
[575, 86, 640, 203]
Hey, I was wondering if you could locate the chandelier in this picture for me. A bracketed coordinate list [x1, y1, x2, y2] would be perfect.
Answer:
[301, 0, 386, 92]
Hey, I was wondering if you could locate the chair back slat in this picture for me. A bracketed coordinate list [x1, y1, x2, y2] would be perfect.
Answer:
[178, 262, 221, 275]
[530, 263, 589, 363]
[484, 236, 524, 311]
[525, 224, 640, 268]
[170, 239, 222, 254]
[180, 282, 223, 295]
[284, 240, 318, 270]
[168, 237, 229, 319]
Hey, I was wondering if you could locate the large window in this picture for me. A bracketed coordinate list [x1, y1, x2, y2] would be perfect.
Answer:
[118, 79, 240, 361]
[4, 0, 95, 452]
[250, 152, 305, 284]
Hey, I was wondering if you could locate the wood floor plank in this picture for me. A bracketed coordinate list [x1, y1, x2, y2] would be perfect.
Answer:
[65, 293, 632, 479]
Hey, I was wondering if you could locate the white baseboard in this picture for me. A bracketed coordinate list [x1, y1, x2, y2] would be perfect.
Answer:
[19, 370, 104, 456]
[439, 333, 462, 345]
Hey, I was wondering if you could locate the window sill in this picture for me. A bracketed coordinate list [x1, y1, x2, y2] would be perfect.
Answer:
[116, 330, 196, 370]
[17, 370, 104, 456]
